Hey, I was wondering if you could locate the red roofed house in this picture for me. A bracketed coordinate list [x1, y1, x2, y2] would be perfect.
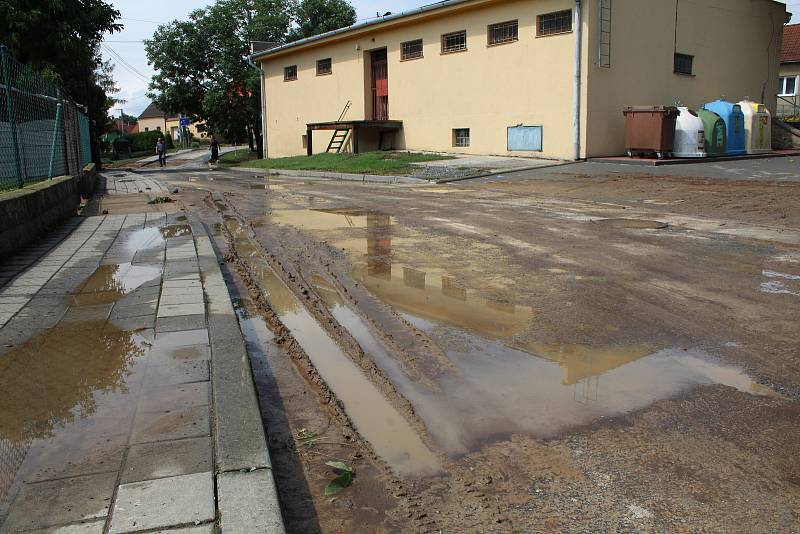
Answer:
[778, 23, 800, 117]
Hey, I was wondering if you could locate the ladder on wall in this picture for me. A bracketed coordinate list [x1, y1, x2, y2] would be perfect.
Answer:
[598, 0, 612, 68]
[326, 100, 352, 153]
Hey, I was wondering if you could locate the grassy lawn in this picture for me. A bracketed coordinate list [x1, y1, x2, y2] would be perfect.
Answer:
[231, 151, 453, 175]
[218, 149, 259, 166]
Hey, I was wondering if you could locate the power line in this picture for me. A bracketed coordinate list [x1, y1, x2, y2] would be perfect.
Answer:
[101, 43, 151, 83]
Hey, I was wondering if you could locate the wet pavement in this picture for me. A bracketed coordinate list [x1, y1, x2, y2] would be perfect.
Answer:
[0, 191, 280, 532]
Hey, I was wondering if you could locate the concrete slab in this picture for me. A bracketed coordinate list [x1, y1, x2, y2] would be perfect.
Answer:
[0, 472, 117, 532]
[130, 405, 210, 444]
[148, 344, 211, 364]
[108, 472, 214, 533]
[155, 314, 206, 332]
[23, 521, 105, 533]
[138, 382, 211, 412]
[218, 470, 285, 534]
[144, 360, 209, 386]
[121, 437, 212, 484]
[153, 329, 209, 348]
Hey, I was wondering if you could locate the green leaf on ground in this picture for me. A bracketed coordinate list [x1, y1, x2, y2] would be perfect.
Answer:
[324, 471, 353, 496]
[324, 460, 353, 473]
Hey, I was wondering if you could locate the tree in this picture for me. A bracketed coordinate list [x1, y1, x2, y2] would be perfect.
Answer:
[289, 0, 356, 42]
[0, 0, 123, 133]
[145, 0, 356, 157]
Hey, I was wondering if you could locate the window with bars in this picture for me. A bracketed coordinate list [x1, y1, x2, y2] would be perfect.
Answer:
[488, 20, 518, 46]
[284, 65, 297, 81]
[453, 128, 470, 148]
[401, 39, 424, 60]
[537, 10, 572, 36]
[316, 58, 332, 76]
[441, 30, 467, 53]
[674, 53, 694, 75]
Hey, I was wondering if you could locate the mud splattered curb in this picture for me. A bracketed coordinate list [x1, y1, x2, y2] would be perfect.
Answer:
[191, 216, 286, 533]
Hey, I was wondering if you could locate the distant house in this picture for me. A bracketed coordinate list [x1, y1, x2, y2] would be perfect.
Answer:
[137, 102, 206, 141]
[253, 0, 789, 159]
[778, 23, 799, 118]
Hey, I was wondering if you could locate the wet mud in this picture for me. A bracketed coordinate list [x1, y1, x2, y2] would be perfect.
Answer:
[175, 170, 800, 532]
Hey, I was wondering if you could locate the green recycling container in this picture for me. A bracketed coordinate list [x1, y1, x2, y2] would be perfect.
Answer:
[697, 109, 727, 157]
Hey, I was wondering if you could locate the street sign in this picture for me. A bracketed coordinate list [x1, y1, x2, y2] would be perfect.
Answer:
[179, 117, 190, 126]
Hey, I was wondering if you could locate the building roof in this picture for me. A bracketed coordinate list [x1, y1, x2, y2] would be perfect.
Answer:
[138, 102, 178, 120]
[251, 0, 477, 61]
[782, 24, 800, 63]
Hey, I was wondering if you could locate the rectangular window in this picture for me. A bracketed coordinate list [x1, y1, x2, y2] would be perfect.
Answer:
[316, 58, 332, 76]
[144, 127, 149, 132]
[453, 128, 470, 148]
[674, 53, 694, 75]
[284, 65, 297, 81]
[442, 30, 467, 54]
[779, 76, 798, 96]
[537, 10, 572, 36]
[488, 20, 518, 46]
[401, 39, 424, 61]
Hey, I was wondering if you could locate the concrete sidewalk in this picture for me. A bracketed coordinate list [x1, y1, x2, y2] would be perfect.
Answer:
[0, 209, 283, 531]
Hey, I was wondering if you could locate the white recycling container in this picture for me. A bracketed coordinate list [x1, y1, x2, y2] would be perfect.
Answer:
[738, 99, 772, 154]
[673, 107, 707, 158]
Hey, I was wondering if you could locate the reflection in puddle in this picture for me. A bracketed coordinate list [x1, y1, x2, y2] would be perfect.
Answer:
[225, 217, 441, 477]
[124, 227, 165, 253]
[72, 263, 162, 306]
[279, 207, 782, 456]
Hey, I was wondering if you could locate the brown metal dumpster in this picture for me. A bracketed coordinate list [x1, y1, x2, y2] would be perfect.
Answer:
[622, 106, 679, 159]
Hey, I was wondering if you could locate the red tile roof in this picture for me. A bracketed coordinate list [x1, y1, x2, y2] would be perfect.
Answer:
[782, 24, 800, 63]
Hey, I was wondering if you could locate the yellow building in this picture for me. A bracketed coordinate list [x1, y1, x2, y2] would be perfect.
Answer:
[253, 0, 789, 160]
[137, 102, 207, 142]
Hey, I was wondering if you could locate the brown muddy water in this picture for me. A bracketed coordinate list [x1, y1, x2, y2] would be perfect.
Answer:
[269, 206, 780, 456]
[224, 217, 441, 477]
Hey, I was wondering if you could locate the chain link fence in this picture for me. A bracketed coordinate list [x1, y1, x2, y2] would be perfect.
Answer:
[0, 45, 94, 192]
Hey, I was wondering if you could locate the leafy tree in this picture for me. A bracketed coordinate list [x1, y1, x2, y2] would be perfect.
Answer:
[145, 0, 356, 156]
[0, 0, 123, 133]
[289, 0, 356, 42]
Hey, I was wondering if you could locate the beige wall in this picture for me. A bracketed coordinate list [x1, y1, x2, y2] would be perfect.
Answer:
[261, 0, 583, 159]
[137, 117, 207, 140]
[259, 0, 785, 159]
[137, 117, 167, 134]
[585, 0, 785, 157]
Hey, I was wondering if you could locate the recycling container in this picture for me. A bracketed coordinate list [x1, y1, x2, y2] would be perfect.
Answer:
[622, 106, 679, 159]
[697, 109, 727, 157]
[703, 99, 746, 156]
[738, 98, 772, 154]
[673, 107, 707, 158]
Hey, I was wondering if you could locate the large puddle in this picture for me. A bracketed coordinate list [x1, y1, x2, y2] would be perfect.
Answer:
[267, 206, 783, 456]
[225, 217, 441, 477]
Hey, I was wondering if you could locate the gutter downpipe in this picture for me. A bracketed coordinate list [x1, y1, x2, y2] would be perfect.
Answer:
[573, 0, 583, 161]
[247, 56, 267, 159]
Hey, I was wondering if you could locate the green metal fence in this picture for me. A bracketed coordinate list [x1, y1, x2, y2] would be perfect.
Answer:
[0, 45, 93, 191]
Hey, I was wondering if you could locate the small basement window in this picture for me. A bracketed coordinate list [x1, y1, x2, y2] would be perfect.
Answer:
[779, 76, 797, 96]
[453, 128, 470, 148]
[537, 10, 572, 36]
[316, 58, 332, 76]
[488, 20, 518, 46]
[284, 65, 297, 81]
[674, 53, 694, 75]
[401, 39, 424, 61]
[442, 30, 467, 54]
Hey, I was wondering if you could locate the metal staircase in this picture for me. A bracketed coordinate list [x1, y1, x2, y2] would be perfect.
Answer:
[326, 101, 352, 153]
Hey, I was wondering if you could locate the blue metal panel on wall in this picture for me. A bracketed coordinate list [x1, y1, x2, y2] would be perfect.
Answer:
[507, 125, 543, 151]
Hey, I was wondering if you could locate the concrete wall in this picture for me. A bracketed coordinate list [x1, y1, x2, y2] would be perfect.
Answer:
[0, 177, 80, 260]
[258, 0, 785, 159]
[585, 0, 786, 157]
[261, 0, 583, 159]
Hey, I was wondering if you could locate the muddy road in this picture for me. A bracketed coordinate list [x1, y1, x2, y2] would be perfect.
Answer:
[158, 163, 800, 533]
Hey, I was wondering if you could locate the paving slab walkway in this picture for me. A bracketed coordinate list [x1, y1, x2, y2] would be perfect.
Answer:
[0, 199, 283, 532]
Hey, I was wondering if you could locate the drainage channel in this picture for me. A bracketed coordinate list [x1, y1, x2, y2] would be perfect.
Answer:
[223, 217, 441, 478]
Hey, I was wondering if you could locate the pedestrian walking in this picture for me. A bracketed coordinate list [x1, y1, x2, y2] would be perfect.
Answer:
[209, 136, 220, 167]
[156, 137, 166, 168]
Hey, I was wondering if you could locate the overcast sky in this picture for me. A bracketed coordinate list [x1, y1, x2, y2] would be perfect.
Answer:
[102, 0, 799, 118]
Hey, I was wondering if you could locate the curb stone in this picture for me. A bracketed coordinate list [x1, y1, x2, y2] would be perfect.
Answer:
[191, 217, 285, 533]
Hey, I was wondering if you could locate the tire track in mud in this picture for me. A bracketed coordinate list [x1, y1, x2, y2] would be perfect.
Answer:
[209, 193, 447, 533]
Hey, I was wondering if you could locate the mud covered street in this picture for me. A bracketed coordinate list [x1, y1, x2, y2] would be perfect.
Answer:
[159, 160, 800, 533]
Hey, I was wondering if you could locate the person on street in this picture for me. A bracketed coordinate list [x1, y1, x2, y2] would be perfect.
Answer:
[156, 137, 166, 168]
[209, 136, 220, 167]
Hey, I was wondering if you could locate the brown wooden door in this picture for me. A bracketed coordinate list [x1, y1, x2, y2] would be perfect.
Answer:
[371, 49, 388, 120]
